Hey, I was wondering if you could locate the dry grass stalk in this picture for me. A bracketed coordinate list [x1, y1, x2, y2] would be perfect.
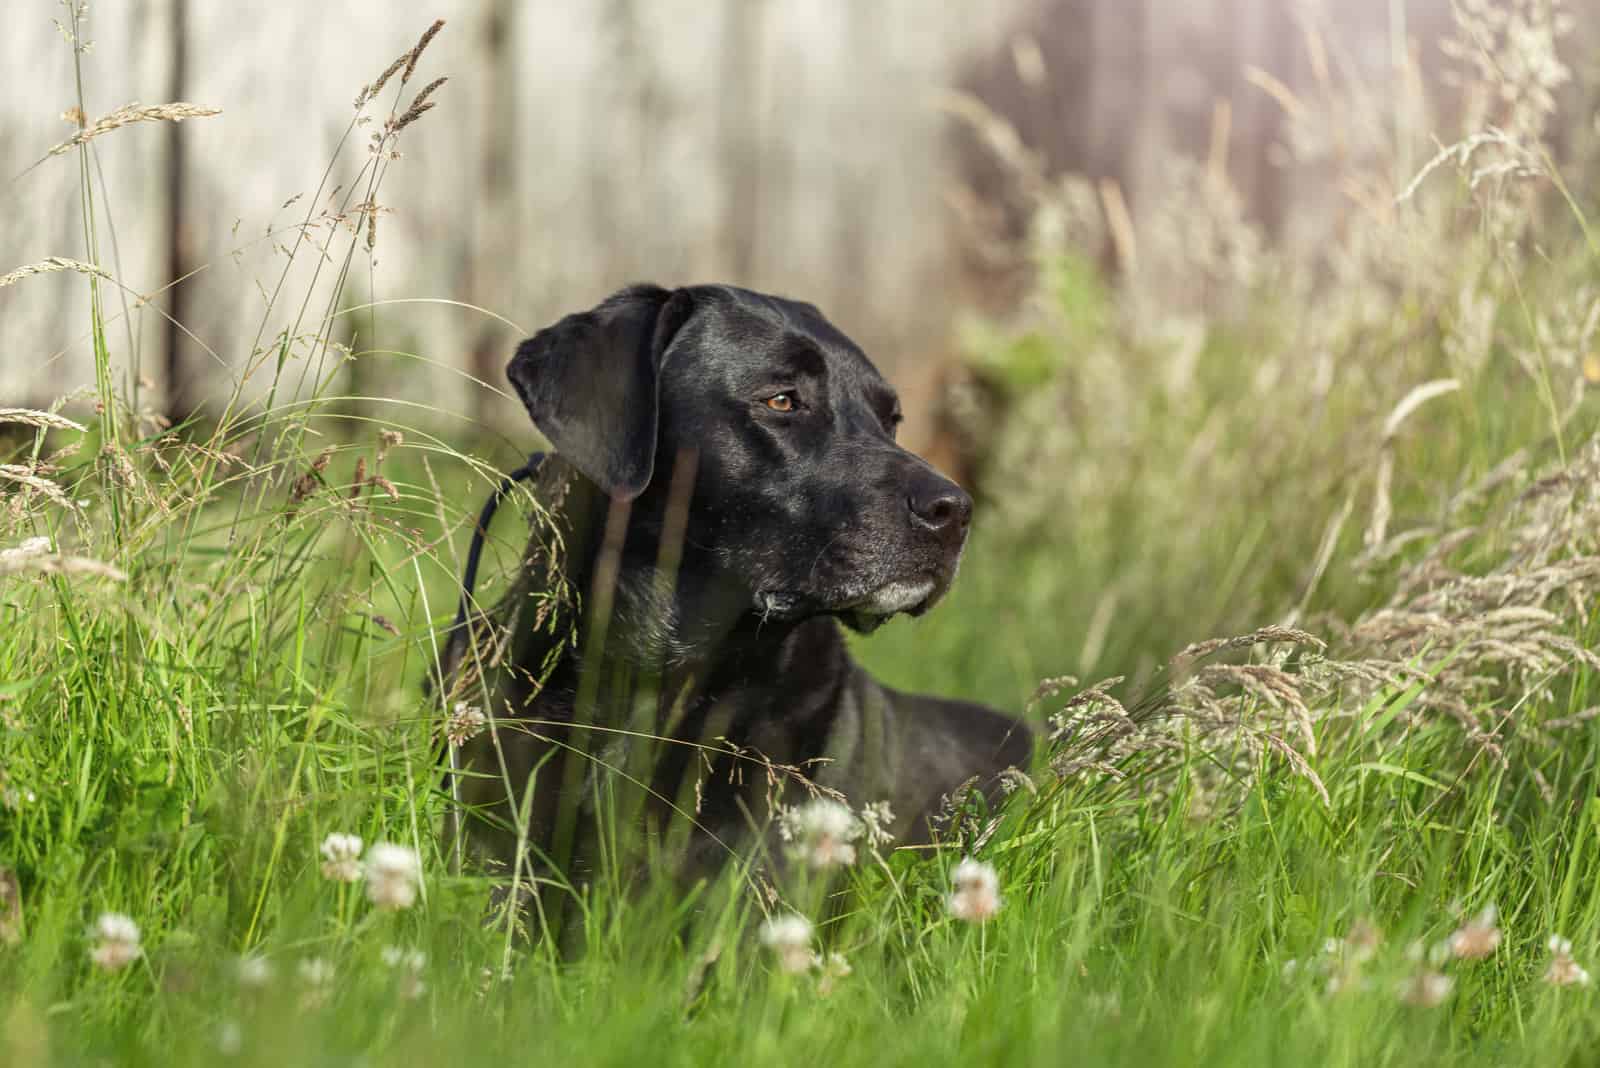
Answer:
[1243, 66, 1306, 120]
[0, 257, 106, 290]
[0, 554, 127, 582]
[1039, 433, 1600, 807]
[402, 20, 446, 84]
[0, 466, 74, 509]
[286, 449, 333, 511]
[349, 457, 368, 499]
[1098, 179, 1139, 274]
[1366, 450, 1395, 550]
[391, 77, 447, 135]
[40, 102, 221, 159]
[359, 57, 408, 109]
[0, 409, 85, 433]
[1048, 435, 1600, 809]
[1172, 626, 1325, 668]
[1381, 379, 1461, 442]
[1544, 707, 1600, 732]
[0, 540, 124, 581]
[376, 429, 403, 461]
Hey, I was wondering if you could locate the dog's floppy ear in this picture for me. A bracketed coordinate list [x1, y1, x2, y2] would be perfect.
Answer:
[507, 284, 696, 500]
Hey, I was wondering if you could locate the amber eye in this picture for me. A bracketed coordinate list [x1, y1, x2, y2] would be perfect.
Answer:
[764, 393, 797, 413]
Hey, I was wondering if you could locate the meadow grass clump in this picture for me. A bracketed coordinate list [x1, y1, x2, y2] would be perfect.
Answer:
[3, 1, 1600, 1065]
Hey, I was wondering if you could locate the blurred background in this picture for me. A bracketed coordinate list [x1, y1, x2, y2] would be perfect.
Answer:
[5, 0, 1594, 453]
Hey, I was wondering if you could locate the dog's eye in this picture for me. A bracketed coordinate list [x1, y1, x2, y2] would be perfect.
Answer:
[764, 393, 798, 413]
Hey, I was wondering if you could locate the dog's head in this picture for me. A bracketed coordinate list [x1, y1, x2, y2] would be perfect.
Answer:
[508, 284, 972, 633]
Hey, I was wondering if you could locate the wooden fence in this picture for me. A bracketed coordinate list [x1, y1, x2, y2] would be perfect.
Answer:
[3, 0, 1589, 439]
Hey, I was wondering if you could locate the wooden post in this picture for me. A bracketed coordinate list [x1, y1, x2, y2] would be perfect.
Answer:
[717, 0, 765, 283]
[470, 0, 518, 428]
[163, 0, 191, 423]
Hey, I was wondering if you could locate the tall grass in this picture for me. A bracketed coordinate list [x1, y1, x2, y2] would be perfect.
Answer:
[3, 3, 1600, 1065]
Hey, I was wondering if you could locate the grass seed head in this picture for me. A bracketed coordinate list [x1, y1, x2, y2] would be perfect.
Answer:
[0, 407, 86, 432]
[41, 102, 221, 159]
[401, 19, 445, 84]
[858, 800, 896, 850]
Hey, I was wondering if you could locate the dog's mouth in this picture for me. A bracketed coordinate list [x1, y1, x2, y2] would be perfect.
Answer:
[753, 572, 948, 632]
[849, 578, 935, 616]
[834, 578, 934, 633]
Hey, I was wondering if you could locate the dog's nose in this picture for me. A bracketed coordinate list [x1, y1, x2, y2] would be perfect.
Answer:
[908, 480, 973, 538]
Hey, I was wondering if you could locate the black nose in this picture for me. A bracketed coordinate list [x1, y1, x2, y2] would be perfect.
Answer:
[908, 479, 973, 538]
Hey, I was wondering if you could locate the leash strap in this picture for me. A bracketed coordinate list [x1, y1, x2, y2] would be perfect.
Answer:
[448, 452, 547, 642]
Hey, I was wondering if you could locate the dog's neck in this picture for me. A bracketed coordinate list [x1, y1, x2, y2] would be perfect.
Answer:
[556, 474, 828, 684]
[519, 473, 854, 782]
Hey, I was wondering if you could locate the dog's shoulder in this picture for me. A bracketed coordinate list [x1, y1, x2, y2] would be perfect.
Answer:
[830, 666, 1033, 842]
[883, 686, 1034, 777]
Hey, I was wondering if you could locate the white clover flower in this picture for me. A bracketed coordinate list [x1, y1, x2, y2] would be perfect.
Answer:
[947, 858, 1002, 924]
[88, 911, 142, 972]
[778, 799, 862, 869]
[759, 913, 815, 974]
[1086, 991, 1122, 1019]
[444, 702, 487, 747]
[217, 1019, 243, 1056]
[235, 953, 275, 989]
[1344, 918, 1382, 965]
[298, 957, 334, 986]
[1447, 904, 1501, 960]
[1283, 924, 1381, 997]
[297, 957, 334, 1009]
[364, 842, 422, 910]
[319, 832, 364, 883]
[380, 945, 422, 969]
[815, 951, 852, 995]
[1544, 934, 1591, 987]
[382, 945, 427, 1000]
[1, 785, 38, 811]
[1397, 968, 1453, 1008]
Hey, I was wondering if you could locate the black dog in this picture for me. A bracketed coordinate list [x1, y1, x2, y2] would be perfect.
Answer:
[446, 284, 1031, 886]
